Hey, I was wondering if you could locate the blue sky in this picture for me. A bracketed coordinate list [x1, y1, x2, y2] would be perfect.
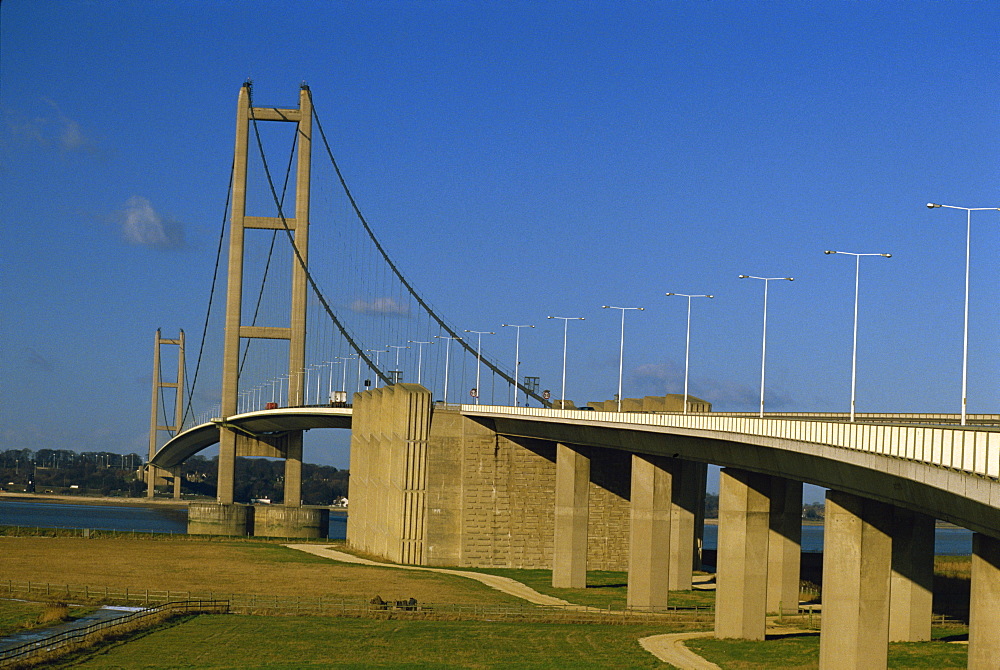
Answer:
[2, 2, 999, 499]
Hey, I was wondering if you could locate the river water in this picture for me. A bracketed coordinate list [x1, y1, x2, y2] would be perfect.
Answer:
[0, 499, 348, 540]
[0, 499, 972, 553]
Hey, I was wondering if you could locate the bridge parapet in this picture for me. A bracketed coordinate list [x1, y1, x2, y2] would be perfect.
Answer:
[464, 406, 1000, 481]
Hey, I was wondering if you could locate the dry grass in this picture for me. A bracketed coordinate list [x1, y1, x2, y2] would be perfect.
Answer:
[0, 537, 526, 606]
[35, 602, 71, 624]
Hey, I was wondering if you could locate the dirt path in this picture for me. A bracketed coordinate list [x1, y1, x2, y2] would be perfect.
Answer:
[284, 544, 588, 608]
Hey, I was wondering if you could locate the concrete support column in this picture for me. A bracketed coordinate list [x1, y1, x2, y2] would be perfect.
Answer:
[715, 468, 771, 640]
[552, 443, 590, 588]
[889, 507, 933, 642]
[627, 454, 673, 609]
[818, 490, 892, 670]
[668, 460, 699, 591]
[283, 431, 303, 507]
[172, 468, 182, 500]
[969, 533, 1000, 669]
[767, 476, 802, 615]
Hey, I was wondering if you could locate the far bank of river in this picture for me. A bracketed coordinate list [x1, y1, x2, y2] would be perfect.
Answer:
[0, 495, 348, 541]
[3, 495, 973, 554]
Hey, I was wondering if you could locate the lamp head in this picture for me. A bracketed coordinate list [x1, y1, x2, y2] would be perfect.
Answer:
[786, 277, 795, 281]
[824, 250, 836, 254]
[927, 203, 941, 208]
[738, 275, 749, 279]
[882, 253, 892, 258]
[707, 295, 715, 299]
[665, 292, 675, 296]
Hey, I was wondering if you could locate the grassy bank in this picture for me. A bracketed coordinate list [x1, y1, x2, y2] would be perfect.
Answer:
[58, 616, 674, 669]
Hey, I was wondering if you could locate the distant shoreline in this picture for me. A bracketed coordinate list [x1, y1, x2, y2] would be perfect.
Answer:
[0, 492, 188, 509]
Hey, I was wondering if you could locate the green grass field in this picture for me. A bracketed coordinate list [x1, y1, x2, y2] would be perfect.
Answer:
[687, 627, 968, 669]
[61, 616, 675, 669]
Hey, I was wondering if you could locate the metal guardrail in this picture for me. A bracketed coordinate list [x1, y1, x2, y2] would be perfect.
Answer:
[0, 600, 228, 667]
[466, 405, 1000, 480]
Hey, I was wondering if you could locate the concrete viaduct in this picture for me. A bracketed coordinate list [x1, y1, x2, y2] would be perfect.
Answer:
[152, 383, 1000, 669]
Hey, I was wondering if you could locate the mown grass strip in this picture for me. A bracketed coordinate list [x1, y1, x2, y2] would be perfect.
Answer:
[62, 615, 678, 669]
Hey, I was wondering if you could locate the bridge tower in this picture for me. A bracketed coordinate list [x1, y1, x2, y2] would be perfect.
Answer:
[211, 83, 314, 524]
[146, 328, 184, 499]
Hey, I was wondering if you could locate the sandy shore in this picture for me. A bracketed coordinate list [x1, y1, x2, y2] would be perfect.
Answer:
[0, 491, 189, 508]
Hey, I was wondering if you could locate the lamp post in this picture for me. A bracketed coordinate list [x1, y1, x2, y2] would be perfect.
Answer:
[927, 203, 1000, 426]
[387, 345, 410, 384]
[546, 316, 585, 409]
[824, 250, 892, 422]
[739, 275, 793, 418]
[464, 330, 495, 404]
[335, 356, 356, 395]
[407, 341, 432, 385]
[434, 335, 462, 404]
[501, 324, 535, 406]
[665, 293, 713, 414]
[601, 306, 644, 412]
[365, 350, 387, 388]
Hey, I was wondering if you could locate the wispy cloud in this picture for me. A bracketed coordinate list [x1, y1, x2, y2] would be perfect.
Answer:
[120, 196, 185, 249]
[350, 296, 410, 315]
[4, 99, 98, 154]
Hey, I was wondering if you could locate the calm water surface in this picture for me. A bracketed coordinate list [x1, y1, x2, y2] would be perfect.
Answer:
[0, 500, 971, 551]
[0, 499, 348, 540]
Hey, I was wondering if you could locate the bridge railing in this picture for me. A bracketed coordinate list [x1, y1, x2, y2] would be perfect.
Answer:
[464, 406, 1000, 480]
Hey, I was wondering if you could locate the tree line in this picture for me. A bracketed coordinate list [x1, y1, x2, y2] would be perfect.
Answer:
[0, 449, 349, 506]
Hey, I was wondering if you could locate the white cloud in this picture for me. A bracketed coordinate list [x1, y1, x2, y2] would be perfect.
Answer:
[121, 196, 185, 249]
[4, 99, 97, 154]
[350, 296, 410, 315]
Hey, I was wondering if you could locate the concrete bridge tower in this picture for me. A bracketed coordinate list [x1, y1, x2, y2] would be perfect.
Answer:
[146, 328, 184, 499]
[188, 82, 327, 537]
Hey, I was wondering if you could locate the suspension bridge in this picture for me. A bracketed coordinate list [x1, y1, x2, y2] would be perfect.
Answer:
[144, 84, 1000, 669]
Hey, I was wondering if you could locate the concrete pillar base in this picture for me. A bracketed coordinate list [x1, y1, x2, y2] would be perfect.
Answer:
[253, 505, 329, 539]
[969, 533, 1000, 669]
[187, 502, 252, 536]
[553, 443, 590, 588]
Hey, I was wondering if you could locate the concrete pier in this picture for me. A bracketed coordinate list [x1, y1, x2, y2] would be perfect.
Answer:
[767, 476, 802, 615]
[818, 490, 892, 670]
[715, 468, 771, 640]
[969, 533, 1000, 669]
[627, 454, 672, 609]
[187, 502, 252, 536]
[552, 443, 591, 588]
[253, 505, 329, 538]
[888, 507, 933, 642]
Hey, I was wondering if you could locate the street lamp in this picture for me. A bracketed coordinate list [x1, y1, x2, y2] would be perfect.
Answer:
[601, 306, 644, 412]
[664, 293, 713, 414]
[546, 316, 584, 409]
[464, 330, 495, 404]
[927, 203, 1000, 426]
[738, 275, 793, 418]
[335, 356, 356, 395]
[434, 335, 462, 404]
[824, 250, 891, 422]
[387, 345, 410, 384]
[365, 350, 387, 388]
[407, 341, 432, 385]
[501, 324, 535, 406]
